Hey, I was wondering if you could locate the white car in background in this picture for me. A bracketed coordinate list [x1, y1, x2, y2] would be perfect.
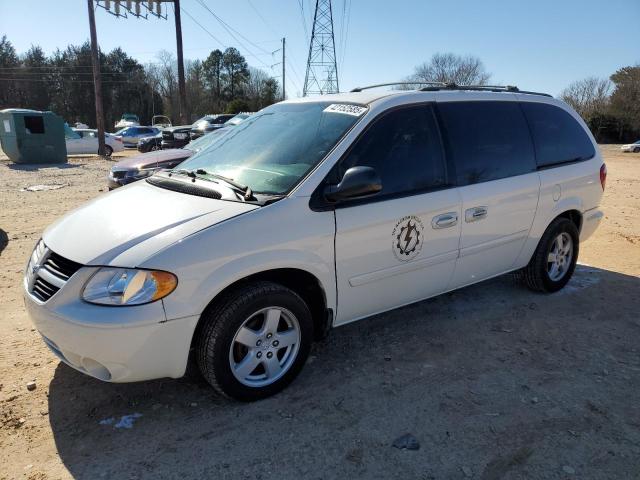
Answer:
[66, 128, 124, 156]
[621, 140, 640, 153]
[114, 113, 140, 129]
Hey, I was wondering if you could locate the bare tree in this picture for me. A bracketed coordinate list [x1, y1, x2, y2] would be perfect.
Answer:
[560, 77, 612, 121]
[402, 53, 491, 88]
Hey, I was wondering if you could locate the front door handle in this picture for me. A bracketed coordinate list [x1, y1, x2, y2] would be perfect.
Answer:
[432, 212, 458, 229]
[465, 206, 488, 223]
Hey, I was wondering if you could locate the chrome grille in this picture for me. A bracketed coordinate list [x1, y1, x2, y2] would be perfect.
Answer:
[25, 240, 83, 302]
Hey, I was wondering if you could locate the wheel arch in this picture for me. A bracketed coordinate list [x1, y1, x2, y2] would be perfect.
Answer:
[189, 267, 332, 356]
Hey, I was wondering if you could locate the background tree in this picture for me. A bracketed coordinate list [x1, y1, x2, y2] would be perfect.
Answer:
[0, 36, 20, 108]
[0, 37, 281, 130]
[203, 49, 224, 110]
[222, 47, 249, 100]
[609, 65, 640, 137]
[403, 53, 491, 87]
[560, 77, 612, 120]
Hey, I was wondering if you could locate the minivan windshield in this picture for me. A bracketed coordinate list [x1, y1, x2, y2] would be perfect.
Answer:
[175, 102, 366, 195]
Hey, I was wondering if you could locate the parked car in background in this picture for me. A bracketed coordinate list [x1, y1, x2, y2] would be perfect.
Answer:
[109, 127, 231, 189]
[114, 113, 140, 129]
[151, 115, 172, 129]
[137, 132, 162, 153]
[161, 125, 192, 149]
[114, 126, 160, 148]
[190, 114, 235, 140]
[65, 126, 123, 156]
[224, 112, 253, 126]
[621, 140, 640, 153]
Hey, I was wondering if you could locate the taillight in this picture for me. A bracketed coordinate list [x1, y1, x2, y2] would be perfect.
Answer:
[600, 164, 607, 191]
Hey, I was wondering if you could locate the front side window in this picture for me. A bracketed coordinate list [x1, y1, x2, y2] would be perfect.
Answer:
[338, 104, 447, 197]
[439, 101, 536, 186]
[176, 102, 366, 195]
[521, 102, 595, 168]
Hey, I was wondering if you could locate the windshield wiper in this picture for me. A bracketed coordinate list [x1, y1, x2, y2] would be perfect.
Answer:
[194, 169, 256, 201]
[169, 168, 256, 201]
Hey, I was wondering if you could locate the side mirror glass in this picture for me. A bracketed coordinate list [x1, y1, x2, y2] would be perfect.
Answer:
[324, 166, 382, 202]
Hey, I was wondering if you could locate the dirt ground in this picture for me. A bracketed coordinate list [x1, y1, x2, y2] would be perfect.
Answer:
[0, 145, 639, 480]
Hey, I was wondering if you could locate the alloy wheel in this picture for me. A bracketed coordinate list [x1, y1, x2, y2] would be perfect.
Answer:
[228, 307, 301, 388]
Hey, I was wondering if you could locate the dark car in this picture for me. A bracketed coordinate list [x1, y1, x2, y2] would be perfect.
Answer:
[108, 128, 231, 189]
[137, 133, 162, 153]
[189, 114, 235, 140]
[161, 125, 193, 149]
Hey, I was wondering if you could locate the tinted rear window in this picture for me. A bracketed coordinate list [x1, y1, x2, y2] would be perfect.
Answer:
[521, 102, 595, 168]
[438, 101, 536, 186]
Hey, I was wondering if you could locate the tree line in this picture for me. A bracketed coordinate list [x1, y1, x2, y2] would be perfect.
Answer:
[0, 35, 280, 130]
[404, 53, 640, 143]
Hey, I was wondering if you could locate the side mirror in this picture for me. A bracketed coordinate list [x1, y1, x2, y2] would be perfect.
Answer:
[324, 166, 382, 202]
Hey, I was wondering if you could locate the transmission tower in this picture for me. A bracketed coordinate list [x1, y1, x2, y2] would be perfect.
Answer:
[303, 0, 339, 96]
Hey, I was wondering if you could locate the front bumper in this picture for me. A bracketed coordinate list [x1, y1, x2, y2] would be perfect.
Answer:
[23, 266, 198, 382]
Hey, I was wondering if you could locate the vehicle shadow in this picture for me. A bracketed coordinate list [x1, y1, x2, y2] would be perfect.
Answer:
[47, 265, 640, 479]
[0, 228, 8, 256]
[8, 162, 83, 171]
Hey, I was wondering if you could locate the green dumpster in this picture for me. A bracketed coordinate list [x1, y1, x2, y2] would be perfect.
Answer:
[0, 109, 67, 164]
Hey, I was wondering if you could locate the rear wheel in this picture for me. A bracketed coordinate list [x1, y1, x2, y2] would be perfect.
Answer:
[521, 217, 579, 293]
[196, 281, 313, 401]
[104, 145, 113, 157]
[633, 147, 640, 153]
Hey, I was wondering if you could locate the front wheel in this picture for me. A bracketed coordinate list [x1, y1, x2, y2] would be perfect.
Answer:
[196, 281, 313, 401]
[521, 217, 579, 293]
[633, 147, 640, 153]
[104, 145, 113, 157]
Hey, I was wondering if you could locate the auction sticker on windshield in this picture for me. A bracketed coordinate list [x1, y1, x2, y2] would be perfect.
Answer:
[323, 104, 367, 116]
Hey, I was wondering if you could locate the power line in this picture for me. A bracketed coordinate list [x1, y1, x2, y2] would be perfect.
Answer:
[194, 0, 273, 69]
[180, 5, 227, 49]
[298, 0, 309, 39]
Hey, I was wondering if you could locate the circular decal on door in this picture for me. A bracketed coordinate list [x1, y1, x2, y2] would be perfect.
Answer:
[392, 215, 424, 261]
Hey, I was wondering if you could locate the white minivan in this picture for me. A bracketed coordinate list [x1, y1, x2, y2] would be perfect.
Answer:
[24, 85, 606, 401]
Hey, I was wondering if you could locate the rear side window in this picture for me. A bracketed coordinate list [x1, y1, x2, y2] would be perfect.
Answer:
[521, 102, 595, 168]
[438, 101, 536, 186]
[339, 104, 447, 197]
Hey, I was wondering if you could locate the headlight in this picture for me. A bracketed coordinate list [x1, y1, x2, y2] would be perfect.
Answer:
[174, 132, 188, 140]
[82, 268, 177, 306]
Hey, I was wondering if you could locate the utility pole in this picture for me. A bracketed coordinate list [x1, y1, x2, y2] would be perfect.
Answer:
[173, 0, 188, 124]
[282, 37, 286, 101]
[87, 0, 106, 156]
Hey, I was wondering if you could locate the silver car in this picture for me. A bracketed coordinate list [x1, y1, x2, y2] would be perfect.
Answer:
[114, 126, 160, 148]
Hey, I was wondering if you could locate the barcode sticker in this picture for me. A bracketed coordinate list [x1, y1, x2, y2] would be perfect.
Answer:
[323, 104, 367, 116]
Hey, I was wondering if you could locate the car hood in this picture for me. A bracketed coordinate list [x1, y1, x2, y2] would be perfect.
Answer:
[112, 149, 193, 170]
[43, 180, 258, 267]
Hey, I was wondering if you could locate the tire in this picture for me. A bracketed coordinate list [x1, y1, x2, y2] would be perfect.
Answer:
[104, 145, 113, 157]
[634, 147, 640, 153]
[196, 281, 313, 401]
[150, 145, 159, 151]
[521, 217, 579, 293]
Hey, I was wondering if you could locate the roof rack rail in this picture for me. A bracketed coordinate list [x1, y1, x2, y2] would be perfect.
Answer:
[350, 82, 446, 92]
[350, 82, 552, 97]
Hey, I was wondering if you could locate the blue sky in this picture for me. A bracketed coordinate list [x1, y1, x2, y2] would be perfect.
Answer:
[1, 0, 638, 98]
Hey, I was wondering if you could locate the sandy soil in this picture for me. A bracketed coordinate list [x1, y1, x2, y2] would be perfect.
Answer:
[0, 146, 639, 480]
